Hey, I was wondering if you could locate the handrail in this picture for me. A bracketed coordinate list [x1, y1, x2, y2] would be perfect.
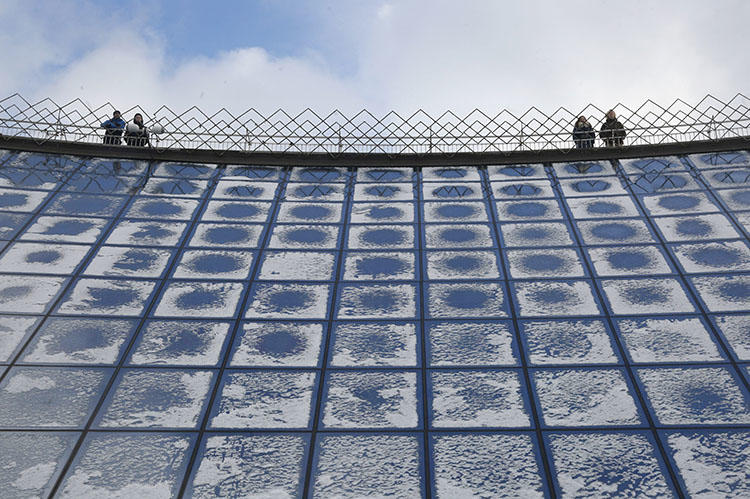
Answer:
[1, 93, 749, 156]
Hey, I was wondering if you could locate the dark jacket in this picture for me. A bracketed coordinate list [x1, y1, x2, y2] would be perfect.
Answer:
[124, 122, 149, 147]
[600, 118, 626, 147]
[101, 117, 126, 145]
[572, 123, 595, 148]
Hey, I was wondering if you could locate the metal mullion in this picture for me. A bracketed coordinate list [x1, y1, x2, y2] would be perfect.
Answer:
[300, 168, 355, 498]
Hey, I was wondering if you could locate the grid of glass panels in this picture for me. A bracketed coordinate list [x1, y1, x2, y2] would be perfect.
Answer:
[0, 149, 748, 497]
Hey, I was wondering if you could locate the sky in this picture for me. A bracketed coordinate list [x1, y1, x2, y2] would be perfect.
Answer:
[1, 0, 748, 117]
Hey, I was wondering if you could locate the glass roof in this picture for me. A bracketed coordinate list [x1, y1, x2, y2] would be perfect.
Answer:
[0, 149, 748, 497]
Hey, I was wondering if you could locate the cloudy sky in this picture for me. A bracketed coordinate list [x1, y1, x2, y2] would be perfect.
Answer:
[1, 0, 747, 117]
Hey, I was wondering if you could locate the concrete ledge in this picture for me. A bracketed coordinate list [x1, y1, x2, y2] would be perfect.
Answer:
[1, 134, 748, 167]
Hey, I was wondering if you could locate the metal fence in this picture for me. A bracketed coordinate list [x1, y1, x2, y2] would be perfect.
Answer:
[1, 93, 749, 156]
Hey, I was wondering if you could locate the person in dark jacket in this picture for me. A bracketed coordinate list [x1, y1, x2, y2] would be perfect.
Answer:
[599, 109, 626, 147]
[572, 116, 595, 148]
[124, 113, 149, 147]
[101, 110, 125, 145]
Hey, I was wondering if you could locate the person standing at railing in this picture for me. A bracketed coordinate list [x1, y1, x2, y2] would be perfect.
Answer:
[572, 116, 595, 148]
[599, 109, 626, 147]
[124, 113, 149, 146]
[101, 110, 125, 145]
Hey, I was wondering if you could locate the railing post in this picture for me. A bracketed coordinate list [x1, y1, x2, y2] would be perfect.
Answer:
[711, 114, 716, 140]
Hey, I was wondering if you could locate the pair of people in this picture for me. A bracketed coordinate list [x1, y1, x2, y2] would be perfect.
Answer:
[572, 110, 626, 148]
[100, 111, 149, 146]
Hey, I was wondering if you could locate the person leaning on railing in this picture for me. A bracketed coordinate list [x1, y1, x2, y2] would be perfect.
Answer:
[124, 113, 150, 147]
[572, 116, 595, 148]
[599, 109, 626, 147]
[101, 110, 125, 145]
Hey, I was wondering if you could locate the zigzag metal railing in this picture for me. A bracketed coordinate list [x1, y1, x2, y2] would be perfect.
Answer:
[0, 93, 749, 156]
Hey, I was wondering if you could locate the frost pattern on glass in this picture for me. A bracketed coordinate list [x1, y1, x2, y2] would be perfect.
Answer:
[430, 370, 529, 428]
[427, 321, 517, 366]
[601, 278, 695, 314]
[246, 283, 330, 319]
[258, 251, 336, 280]
[427, 282, 507, 318]
[506, 248, 585, 278]
[188, 222, 263, 248]
[548, 432, 673, 498]
[533, 369, 641, 426]
[210, 371, 315, 428]
[22, 317, 136, 364]
[58, 433, 193, 498]
[666, 431, 750, 498]
[691, 275, 750, 312]
[322, 371, 418, 428]
[566, 195, 640, 219]
[0, 431, 78, 498]
[424, 224, 494, 249]
[154, 281, 244, 318]
[653, 214, 740, 242]
[0, 316, 39, 362]
[337, 283, 416, 319]
[106, 220, 187, 246]
[617, 317, 722, 363]
[499, 222, 574, 247]
[312, 434, 422, 498]
[0, 276, 67, 314]
[267, 224, 339, 249]
[432, 433, 544, 498]
[713, 314, 750, 360]
[172, 249, 254, 279]
[671, 241, 750, 273]
[637, 367, 750, 425]
[423, 201, 488, 223]
[514, 280, 600, 317]
[231, 322, 323, 367]
[522, 319, 618, 365]
[426, 250, 501, 280]
[330, 322, 417, 367]
[0, 241, 90, 274]
[97, 369, 214, 428]
[342, 251, 415, 280]
[57, 278, 155, 316]
[21, 215, 109, 243]
[587, 245, 671, 276]
[85, 246, 172, 277]
[188, 434, 307, 498]
[0, 367, 110, 428]
[128, 320, 230, 366]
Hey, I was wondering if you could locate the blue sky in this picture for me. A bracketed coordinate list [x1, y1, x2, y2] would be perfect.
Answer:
[1, 0, 748, 115]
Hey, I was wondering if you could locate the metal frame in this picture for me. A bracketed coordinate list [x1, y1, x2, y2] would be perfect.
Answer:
[1, 93, 749, 157]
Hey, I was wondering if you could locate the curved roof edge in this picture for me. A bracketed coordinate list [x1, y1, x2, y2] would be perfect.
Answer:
[1, 134, 748, 167]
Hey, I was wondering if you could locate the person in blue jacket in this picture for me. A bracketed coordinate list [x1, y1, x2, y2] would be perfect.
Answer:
[572, 116, 595, 148]
[101, 110, 125, 145]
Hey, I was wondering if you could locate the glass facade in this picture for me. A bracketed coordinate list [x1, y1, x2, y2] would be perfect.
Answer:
[0, 149, 748, 497]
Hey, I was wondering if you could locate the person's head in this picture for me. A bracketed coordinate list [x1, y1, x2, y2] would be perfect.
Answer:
[113, 110, 121, 119]
[133, 113, 143, 125]
[576, 116, 588, 126]
[606, 110, 616, 120]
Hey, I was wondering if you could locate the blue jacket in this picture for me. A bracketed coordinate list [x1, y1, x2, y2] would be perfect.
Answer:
[101, 117, 125, 129]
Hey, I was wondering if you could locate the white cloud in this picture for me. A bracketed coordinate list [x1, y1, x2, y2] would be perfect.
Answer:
[1, 0, 748, 119]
